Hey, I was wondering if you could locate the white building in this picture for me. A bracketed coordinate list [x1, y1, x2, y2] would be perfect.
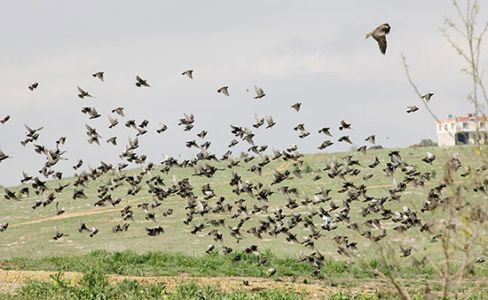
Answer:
[437, 114, 488, 146]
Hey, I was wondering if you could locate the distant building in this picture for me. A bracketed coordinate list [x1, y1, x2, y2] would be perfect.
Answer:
[436, 113, 487, 146]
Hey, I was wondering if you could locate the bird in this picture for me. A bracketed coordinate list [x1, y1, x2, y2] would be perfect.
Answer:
[318, 127, 332, 137]
[77, 87, 93, 99]
[422, 152, 436, 164]
[406, 106, 419, 113]
[365, 135, 376, 145]
[338, 136, 352, 144]
[28, 82, 39, 91]
[399, 245, 412, 257]
[0, 115, 10, 124]
[145, 226, 164, 236]
[205, 244, 215, 254]
[112, 107, 125, 116]
[135, 75, 150, 87]
[421, 93, 434, 102]
[55, 202, 65, 215]
[87, 107, 100, 119]
[254, 86, 265, 99]
[108, 115, 119, 128]
[318, 140, 333, 150]
[52, 227, 66, 240]
[365, 23, 391, 55]
[265, 116, 275, 128]
[339, 120, 351, 130]
[291, 102, 302, 112]
[92, 72, 104, 82]
[78, 222, 99, 237]
[0, 223, 8, 232]
[106, 137, 117, 145]
[217, 86, 229, 96]
[267, 268, 277, 277]
[182, 69, 193, 79]
[0, 148, 10, 162]
[156, 124, 168, 134]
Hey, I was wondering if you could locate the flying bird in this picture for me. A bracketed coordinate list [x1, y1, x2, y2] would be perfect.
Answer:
[339, 120, 351, 130]
[28, 82, 39, 91]
[217, 86, 230, 96]
[77, 87, 93, 99]
[365, 23, 391, 54]
[406, 106, 419, 113]
[421, 93, 434, 102]
[182, 69, 193, 79]
[92, 72, 104, 82]
[0, 115, 10, 124]
[112, 107, 125, 116]
[135, 75, 150, 87]
[338, 136, 352, 144]
[291, 102, 302, 112]
[365, 135, 376, 145]
[254, 86, 266, 99]
[318, 127, 332, 137]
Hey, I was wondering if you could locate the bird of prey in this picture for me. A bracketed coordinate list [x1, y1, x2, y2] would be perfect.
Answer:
[77, 87, 93, 99]
[254, 86, 266, 99]
[421, 93, 434, 102]
[217, 86, 229, 96]
[365, 23, 391, 55]
[182, 69, 193, 79]
[92, 72, 104, 82]
[28, 82, 39, 91]
[406, 106, 419, 113]
[135, 75, 150, 87]
[291, 102, 302, 112]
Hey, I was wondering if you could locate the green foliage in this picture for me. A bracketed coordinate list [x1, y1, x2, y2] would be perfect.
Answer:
[2, 250, 442, 283]
[17, 270, 165, 299]
[11, 270, 304, 300]
[415, 139, 438, 147]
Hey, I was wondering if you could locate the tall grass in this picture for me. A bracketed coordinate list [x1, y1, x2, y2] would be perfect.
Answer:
[1, 250, 437, 279]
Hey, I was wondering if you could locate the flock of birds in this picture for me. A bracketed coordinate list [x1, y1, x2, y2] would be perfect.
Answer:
[0, 23, 481, 278]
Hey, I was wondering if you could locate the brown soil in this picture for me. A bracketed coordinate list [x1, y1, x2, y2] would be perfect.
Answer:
[0, 269, 389, 298]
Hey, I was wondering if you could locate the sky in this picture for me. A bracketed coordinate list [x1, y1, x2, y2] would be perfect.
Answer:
[0, 1, 485, 186]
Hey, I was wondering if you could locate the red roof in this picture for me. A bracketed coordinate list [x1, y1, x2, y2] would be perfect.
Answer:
[437, 114, 487, 124]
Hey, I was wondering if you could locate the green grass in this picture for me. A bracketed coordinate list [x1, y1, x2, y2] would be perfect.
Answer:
[0, 250, 439, 280]
[0, 145, 486, 261]
[1, 270, 305, 300]
[1, 269, 487, 300]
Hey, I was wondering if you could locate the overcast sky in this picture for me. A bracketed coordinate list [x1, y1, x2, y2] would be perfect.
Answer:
[0, 1, 485, 186]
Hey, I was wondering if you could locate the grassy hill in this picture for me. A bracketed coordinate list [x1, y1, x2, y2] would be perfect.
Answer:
[0, 145, 485, 262]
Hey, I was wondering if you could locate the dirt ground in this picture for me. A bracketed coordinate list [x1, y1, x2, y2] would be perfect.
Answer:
[0, 268, 389, 298]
